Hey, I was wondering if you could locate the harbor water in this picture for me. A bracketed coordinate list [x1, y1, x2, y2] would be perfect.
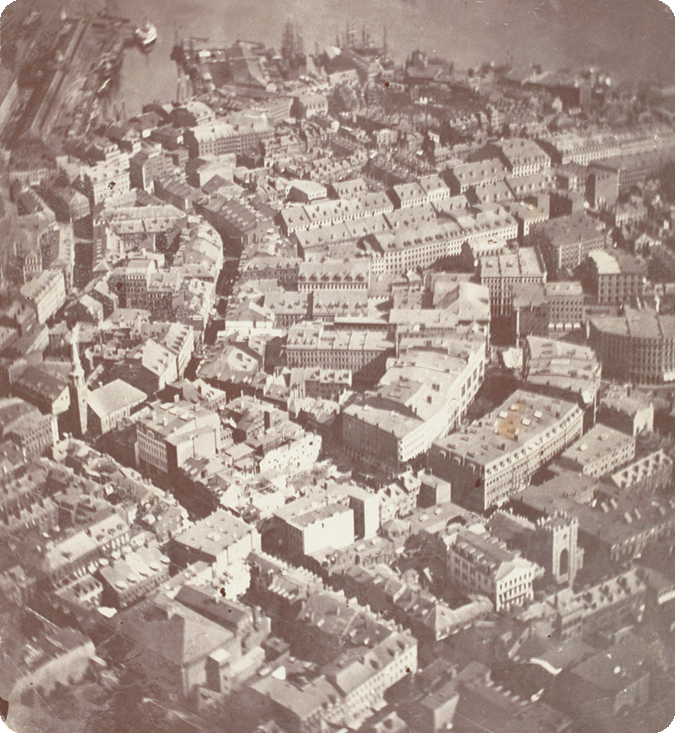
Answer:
[111, 0, 675, 117]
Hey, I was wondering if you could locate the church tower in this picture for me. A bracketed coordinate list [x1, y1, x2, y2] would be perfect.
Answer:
[532, 513, 583, 586]
[69, 324, 88, 437]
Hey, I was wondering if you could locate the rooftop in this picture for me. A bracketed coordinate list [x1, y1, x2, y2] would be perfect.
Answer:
[434, 389, 581, 466]
[590, 306, 675, 340]
[88, 379, 146, 420]
[560, 424, 635, 470]
[174, 509, 255, 556]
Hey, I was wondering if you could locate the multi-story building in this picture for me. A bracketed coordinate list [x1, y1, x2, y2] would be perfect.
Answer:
[240, 256, 301, 287]
[554, 638, 650, 722]
[587, 307, 675, 385]
[129, 144, 176, 193]
[297, 260, 370, 292]
[452, 206, 519, 247]
[575, 486, 675, 563]
[542, 281, 585, 330]
[285, 323, 396, 383]
[94, 203, 186, 257]
[537, 127, 675, 166]
[325, 630, 418, 728]
[534, 214, 605, 278]
[170, 509, 261, 575]
[584, 249, 646, 306]
[43, 514, 132, 586]
[20, 269, 66, 324]
[445, 527, 538, 611]
[291, 92, 329, 119]
[97, 545, 170, 608]
[185, 119, 274, 158]
[585, 164, 619, 209]
[341, 332, 487, 471]
[512, 281, 584, 340]
[299, 368, 352, 402]
[548, 568, 647, 640]
[0, 397, 58, 460]
[161, 322, 195, 378]
[607, 450, 673, 494]
[198, 196, 274, 248]
[136, 400, 221, 476]
[362, 219, 466, 276]
[262, 292, 310, 328]
[558, 424, 636, 477]
[430, 389, 584, 510]
[598, 384, 653, 436]
[142, 323, 195, 390]
[419, 174, 451, 203]
[487, 138, 552, 177]
[479, 248, 547, 318]
[108, 257, 158, 308]
[390, 182, 429, 209]
[445, 158, 507, 194]
[12, 365, 71, 416]
[519, 468, 675, 565]
[274, 498, 355, 559]
[80, 162, 131, 205]
[521, 337, 602, 412]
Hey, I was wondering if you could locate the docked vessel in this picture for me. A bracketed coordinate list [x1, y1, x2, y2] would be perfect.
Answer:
[134, 21, 158, 50]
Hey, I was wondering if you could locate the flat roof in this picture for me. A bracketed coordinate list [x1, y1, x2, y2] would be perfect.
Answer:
[174, 510, 254, 556]
[434, 389, 581, 466]
[560, 424, 634, 468]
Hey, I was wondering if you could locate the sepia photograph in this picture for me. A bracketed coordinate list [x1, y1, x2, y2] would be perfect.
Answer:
[0, 0, 675, 731]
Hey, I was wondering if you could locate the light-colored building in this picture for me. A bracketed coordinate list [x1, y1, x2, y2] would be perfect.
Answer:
[297, 260, 370, 292]
[81, 162, 131, 205]
[275, 499, 355, 559]
[490, 138, 552, 177]
[43, 514, 132, 585]
[98, 545, 170, 608]
[185, 118, 274, 158]
[598, 384, 653, 436]
[512, 281, 584, 339]
[361, 219, 466, 276]
[391, 182, 428, 209]
[585, 249, 646, 306]
[87, 379, 146, 435]
[558, 424, 636, 478]
[0, 397, 58, 460]
[142, 323, 195, 389]
[608, 450, 673, 494]
[20, 269, 66, 324]
[285, 323, 395, 382]
[171, 509, 261, 576]
[342, 332, 487, 470]
[136, 400, 221, 475]
[430, 389, 584, 510]
[325, 630, 418, 728]
[445, 527, 538, 611]
[522, 336, 602, 408]
[255, 425, 322, 474]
